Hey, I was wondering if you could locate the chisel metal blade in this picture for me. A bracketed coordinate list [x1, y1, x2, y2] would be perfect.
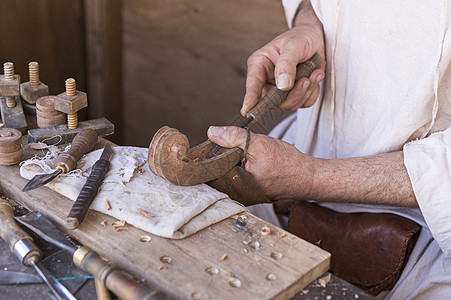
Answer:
[22, 169, 62, 192]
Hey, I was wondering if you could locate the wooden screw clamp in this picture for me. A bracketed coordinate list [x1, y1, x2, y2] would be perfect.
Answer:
[20, 62, 49, 105]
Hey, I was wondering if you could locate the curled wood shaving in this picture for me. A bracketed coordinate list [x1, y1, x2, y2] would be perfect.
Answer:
[137, 208, 156, 218]
[104, 199, 112, 210]
[138, 168, 144, 174]
[277, 231, 286, 238]
[118, 168, 124, 171]
[318, 273, 331, 288]
[112, 220, 127, 231]
[219, 254, 228, 261]
[100, 220, 107, 227]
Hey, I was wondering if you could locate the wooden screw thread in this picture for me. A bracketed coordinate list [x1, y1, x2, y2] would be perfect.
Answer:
[29, 62, 39, 87]
[3, 62, 14, 81]
[65, 78, 76, 97]
[67, 113, 78, 129]
[5, 97, 16, 108]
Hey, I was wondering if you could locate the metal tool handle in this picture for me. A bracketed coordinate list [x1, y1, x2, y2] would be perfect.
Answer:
[66, 158, 110, 229]
[74, 247, 167, 300]
[54, 129, 98, 173]
[0, 200, 41, 265]
[246, 53, 322, 121]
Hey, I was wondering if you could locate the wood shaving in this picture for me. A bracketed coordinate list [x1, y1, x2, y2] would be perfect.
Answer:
[139, 235, 152, 242]
[302, 289, 310, 294]
[277, 231, 286, 238]
[118, 173, 125, 177]
[354, 294, 359, 299]
[119, 208, 122, 211]
[118, 168, 124, 171]
[261, 226, 271, 236]
[112, 220, 127, 231]
[243, 248, 248, 253]
[100, 220, 107, 227]
[104, 199, 112, 210]
[238, 214, 248, 220]
[220, 254, 228, 261]
[137, 208, 156, 218]
[138, 168, 144, 174]
[326, 296, 332, 300]
[318, 273, 331, 288]
[114, 227, 128, 231]
[159, 266, 167, 270]
[147, 182, 152, 185]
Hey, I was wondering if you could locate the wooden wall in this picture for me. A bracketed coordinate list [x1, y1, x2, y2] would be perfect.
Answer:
[121, 0, 288, 146]
[1, 0, 288, 147]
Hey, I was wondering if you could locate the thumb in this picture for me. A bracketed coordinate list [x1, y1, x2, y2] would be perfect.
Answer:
[207, 126, 248, 149]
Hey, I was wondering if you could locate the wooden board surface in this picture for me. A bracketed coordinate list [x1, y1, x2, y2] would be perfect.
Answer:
[0, 144, 330, 300]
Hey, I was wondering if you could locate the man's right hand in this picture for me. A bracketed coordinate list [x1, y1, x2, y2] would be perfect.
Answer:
[241, 0, 326, 116]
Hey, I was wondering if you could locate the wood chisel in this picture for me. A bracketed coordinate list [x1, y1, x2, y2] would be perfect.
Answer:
[15, 211, 168, 300]
[0, 199, 77, 300]
[22, 128, 98, 192]
[206, 53, 322, 158]
[66, 143, 113, 230]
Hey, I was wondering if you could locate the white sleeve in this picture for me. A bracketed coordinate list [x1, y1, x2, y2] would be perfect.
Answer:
[404, 126, 451, 258]
[282, 0, 303, 28]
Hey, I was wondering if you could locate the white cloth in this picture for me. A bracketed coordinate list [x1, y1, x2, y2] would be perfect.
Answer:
[20, 146, 245, 239]
[255, 1, 451, 298]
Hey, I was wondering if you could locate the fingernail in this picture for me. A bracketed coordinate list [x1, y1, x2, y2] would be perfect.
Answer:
[317, 73, 325, 83]
[277, 74, 290, 90]
[303, 80, 310, 91]
[240, 106, 248, 116]
[208, 126, 225, 137]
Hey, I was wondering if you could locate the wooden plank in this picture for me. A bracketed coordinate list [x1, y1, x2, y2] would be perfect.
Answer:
[84, 0, 123, 144]
[0, 146, 330, 299]
[122, 0, 290, 147]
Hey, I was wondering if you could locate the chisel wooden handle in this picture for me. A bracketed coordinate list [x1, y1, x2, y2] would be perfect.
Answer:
[0, 200, 41, 266]
[246, 53, 322, 121]
[66, 158, 110, 229]
[54, 129, 98, 173]
[74, 247, 167, 300]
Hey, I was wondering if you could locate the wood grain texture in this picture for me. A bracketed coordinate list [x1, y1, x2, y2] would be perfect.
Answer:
[122, 0, 290, 147]
[0, 145, 330, 299]
[84, 0, 123, 144]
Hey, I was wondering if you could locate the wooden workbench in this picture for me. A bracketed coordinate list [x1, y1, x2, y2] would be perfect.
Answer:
[0, 141, 330, 300]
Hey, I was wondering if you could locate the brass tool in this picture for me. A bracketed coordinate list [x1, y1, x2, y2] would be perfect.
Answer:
[23, 128, 98, 192]
[206, 53, 322, 159]
[67, 143, 113, 229]
[0, 199, 77, 300]
[15, 211, 168, 300]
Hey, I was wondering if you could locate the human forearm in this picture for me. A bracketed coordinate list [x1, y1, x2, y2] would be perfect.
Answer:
[308, 151, 418, 207]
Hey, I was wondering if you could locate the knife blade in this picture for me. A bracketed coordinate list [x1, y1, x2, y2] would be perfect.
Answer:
[23, 129, 98, 192]
[66, 144, 114, 229]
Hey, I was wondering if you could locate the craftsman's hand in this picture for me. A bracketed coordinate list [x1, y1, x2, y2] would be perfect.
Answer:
[208, 126, 315, 200]
[241, 0, 326, 116]
[208, 126, 418, 207]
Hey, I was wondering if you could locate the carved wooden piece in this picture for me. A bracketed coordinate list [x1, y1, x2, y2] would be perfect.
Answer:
[0, 128, 22, 166]
[36, 96, 66, 128]
[148, 126, 243, 186]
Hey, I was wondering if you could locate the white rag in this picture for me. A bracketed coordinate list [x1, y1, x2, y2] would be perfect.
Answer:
[20, 146, 246, 239]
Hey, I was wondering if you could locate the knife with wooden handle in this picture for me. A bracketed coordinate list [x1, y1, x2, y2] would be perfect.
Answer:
[23, 129, 98, 192]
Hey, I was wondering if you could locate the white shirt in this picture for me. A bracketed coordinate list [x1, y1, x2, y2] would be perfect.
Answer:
[272, 1, 451, 298]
